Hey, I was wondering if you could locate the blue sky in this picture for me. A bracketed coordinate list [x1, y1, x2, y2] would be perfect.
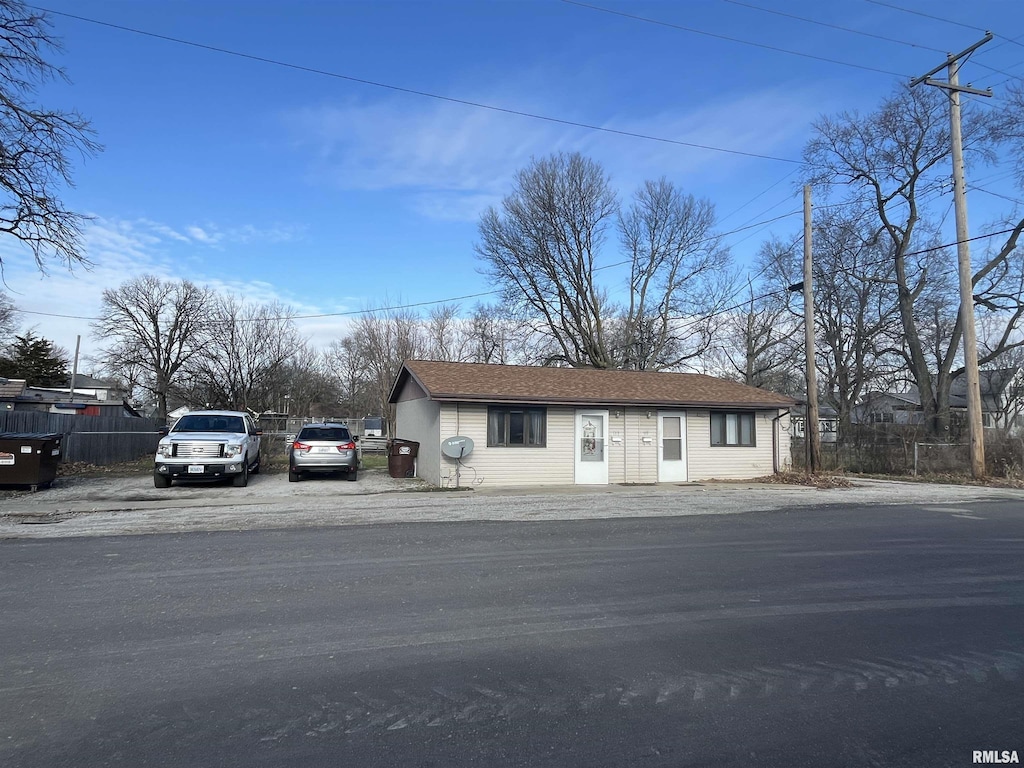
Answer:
[6, 0, 1024, 364]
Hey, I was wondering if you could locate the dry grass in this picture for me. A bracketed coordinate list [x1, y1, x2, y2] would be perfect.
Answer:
[754, 472, 854, 489]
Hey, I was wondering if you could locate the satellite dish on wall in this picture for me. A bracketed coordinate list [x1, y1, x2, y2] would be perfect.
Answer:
[441, 435, 474, 459]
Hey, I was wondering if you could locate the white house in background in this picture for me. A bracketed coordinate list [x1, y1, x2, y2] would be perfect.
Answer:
[388, 360, 796, 488]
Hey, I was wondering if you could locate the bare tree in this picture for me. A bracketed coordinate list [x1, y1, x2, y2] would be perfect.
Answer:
[477, 154, 733, 370]
[718, 239, 802, 394]
[476, 152, 619, 368]
[810, 210, 903, 436]
[184, 296, 304, 412]
[92, 276, 213, 420]
[616, 178, 732, 369]
[0, 1, 100, 272]
[805, 84, 1024, 434]
[0, 290, 19, 347]
[279, 345, 340, 418]
[326, 336, 376, 418]
[349, 306, 421, 428]
[423, 303, 471, 362]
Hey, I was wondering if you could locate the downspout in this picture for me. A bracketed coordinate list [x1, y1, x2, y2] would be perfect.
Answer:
[772, 409, 791, 474]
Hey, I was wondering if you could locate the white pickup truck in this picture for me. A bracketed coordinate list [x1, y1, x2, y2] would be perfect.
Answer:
[154, 410, 262, 488]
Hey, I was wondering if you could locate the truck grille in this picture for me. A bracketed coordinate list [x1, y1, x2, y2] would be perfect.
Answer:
[172, 442, 225, 459]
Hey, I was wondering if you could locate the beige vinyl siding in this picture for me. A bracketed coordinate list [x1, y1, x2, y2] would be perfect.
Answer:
[687, 409, 777, 480]
[607, 408, 657, 483]
[394, 396, 441, 485]
[439, 403, 575, 487]
[777, 412, 792, 471]
[607, 411, 624, 484]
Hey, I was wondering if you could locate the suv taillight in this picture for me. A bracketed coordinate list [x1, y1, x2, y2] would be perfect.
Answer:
[338, 442, 356, 451]
[292, 441, 311, 452]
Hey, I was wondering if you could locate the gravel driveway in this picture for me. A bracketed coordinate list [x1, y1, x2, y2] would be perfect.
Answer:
[1, 469, 1022, 539]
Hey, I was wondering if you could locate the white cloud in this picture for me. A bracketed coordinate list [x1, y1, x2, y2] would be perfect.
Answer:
[186, 225, 223, 245]
[284, 84, 826, 216]
[0, 216, 332, 362]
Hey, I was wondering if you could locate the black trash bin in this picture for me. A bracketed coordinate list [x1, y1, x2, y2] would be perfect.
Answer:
[387, 438, 420, 478]
[0, 433, 63, 491]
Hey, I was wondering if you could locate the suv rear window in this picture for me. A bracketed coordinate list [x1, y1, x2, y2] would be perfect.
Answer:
[297, 427, 351, 442]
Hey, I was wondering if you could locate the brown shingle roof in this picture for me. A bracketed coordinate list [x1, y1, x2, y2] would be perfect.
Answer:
[391, 360, 796, 409]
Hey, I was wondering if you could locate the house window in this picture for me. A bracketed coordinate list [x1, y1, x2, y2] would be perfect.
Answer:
[487, 406, 546, 447]
[710, 412, 756, 447]
[869, 412, 894, 424]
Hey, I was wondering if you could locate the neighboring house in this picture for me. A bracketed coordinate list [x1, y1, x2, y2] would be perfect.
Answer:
[851, 391, 925, 427]
[851, 367, 1024, 434]
[64, 374, 125, 403]
[789, 405, 839, 443]
[0, 378, 27, 413]
[951, 367, 1024, 431]
[388, 360, 796, 488]
[0, 378, 141, 417]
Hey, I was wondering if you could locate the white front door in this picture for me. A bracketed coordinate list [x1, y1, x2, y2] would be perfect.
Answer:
[575, 410, 609, 484]
[657, 411, 688, 482]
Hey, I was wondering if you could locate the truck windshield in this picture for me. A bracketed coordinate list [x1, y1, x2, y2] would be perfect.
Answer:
[173, 415, 244, 433]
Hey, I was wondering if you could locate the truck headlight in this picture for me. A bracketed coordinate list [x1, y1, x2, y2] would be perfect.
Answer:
[157, 444, 172, 458]
[224, 443, 241, 458]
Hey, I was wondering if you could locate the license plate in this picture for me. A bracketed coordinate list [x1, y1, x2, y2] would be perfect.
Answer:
[187, 465, 205, 474]
[316, 447, 334, 453]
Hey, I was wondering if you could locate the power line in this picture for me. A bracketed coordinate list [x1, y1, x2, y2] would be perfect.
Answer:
[12, 210, 806, 324]
[724, 0, 1020, 83]
[721, 0, 944, 53]
[19, 222, 1020, 328]
[30, 4, 799, 165]
[560, 0, 911, 78]
[719, 169, 801, 223]
[862, 0, 989, 35]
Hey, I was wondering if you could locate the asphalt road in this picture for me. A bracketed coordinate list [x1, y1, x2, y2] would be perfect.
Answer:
[2, 500, 1022, 767]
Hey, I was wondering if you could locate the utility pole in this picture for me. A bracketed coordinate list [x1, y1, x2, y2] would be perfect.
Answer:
[802, 185, 820, 474]
[911, 33, 992, 479]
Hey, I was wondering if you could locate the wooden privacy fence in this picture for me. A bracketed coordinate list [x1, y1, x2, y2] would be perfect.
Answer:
[0, 412, 161, 465]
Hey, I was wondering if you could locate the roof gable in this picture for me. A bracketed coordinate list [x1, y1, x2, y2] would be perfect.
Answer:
[390, 360, 796, 409]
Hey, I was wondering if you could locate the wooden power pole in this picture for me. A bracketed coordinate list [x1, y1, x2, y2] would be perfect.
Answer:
[803, 185, 820, 474]
[911, 34, 992, 479]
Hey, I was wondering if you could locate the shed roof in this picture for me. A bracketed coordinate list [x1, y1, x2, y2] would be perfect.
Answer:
[390, 360, 796, 409]
[0, 378, 27, 399]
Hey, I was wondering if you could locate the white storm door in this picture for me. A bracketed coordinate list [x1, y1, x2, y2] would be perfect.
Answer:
[657, 411, 688, 482]
[575, 410, 609, 485]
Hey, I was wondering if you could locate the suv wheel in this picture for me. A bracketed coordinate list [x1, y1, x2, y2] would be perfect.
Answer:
[347, 469, 358, 482]
[232, 459, 249, 488]
[288, 468, 300, 483]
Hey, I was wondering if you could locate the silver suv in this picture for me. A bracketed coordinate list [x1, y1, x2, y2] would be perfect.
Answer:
[288, 423, 359, 482]
[154, 410, 262, 488]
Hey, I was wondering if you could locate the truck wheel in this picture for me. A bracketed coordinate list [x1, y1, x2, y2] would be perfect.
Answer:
[251, 455, 261, 475]
[154, 472, 171, 488]
[232, 460, 249, 488]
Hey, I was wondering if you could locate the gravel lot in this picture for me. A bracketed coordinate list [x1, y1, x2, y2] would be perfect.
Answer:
[1, 467, 1022, 539]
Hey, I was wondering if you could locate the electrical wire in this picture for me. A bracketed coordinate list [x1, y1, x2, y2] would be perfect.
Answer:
[721, 0, 945, 53]
[724, 0, 1020, 83]
[560, 0, 911, 78]
[11, 210, 806, 323]
[29, 4, 800, 165]
[862, 0, 990, 35]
